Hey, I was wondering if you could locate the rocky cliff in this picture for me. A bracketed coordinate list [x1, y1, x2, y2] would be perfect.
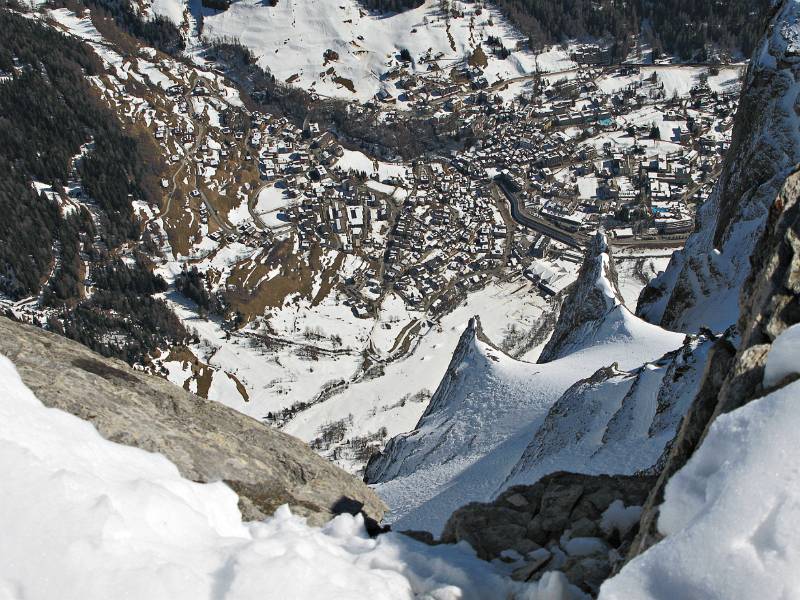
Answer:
[441, 472, 656, 596]
[625, 163, 800, 561]
[416, 3, 800, 594]
[538, 231, 625, 363]
[636, 0, 800, 333]
[0, 316, 386, 527]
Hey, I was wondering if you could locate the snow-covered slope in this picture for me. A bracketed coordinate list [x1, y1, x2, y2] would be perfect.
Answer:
[200, 0, 548, 101]
[505, 335, 712, 489]
[367, 237, 683, 535]
[599, 378, 800, 600]
[636, 0, 800, 333]
[0, 353, 551, 600]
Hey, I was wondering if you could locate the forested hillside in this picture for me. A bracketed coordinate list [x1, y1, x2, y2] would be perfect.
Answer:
[494, 0, 771, 60]
[0, 8, 186, 363]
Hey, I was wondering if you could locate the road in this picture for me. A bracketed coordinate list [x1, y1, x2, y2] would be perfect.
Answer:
[495, 179, 689, 251]
[495, 179, 587, 249]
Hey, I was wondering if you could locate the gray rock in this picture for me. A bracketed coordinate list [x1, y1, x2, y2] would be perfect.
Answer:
[512, 538, 541, 556]
[538, 482, 584, 532]
[526, 513, 549, 546]
[441, 504, 529, 559]
[504, 493, 529, 508]
[627, 67, 800, 566]
[0, 317, 386, 527]
[563, 556, 613, 595]
[636, 0, 800, 333]
[441, 471, 655, 582]
[569, 517, 600, 539]
[400, 530, 437, 545]
[511, 549, 552, 582]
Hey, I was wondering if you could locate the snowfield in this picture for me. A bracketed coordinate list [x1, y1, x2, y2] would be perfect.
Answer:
[0, 354, 582, 600]
[200, 0, 551, 101]
[600, 379, 800, 600]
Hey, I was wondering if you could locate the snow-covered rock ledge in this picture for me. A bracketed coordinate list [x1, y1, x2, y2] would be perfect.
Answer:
[0, 354, 556, 600]
[599, 378, 800, 600]
[0, 315, 385, 526]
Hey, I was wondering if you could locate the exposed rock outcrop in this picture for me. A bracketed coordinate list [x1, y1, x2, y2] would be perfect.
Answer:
[626, 164, 800, 562]
[0, 316, 386, 527]
[441, 472, 656, 596]
[538, 231, 625, 363]
[636, 0, 800, 333]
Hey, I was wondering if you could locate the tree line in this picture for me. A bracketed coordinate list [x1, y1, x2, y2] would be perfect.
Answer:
[493, 0, 771, 61]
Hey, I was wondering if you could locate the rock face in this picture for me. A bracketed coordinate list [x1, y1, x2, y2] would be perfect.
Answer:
[538, 231, 624, 363]
[627, 165, 800, 562]
[636, 0, 800, 333]
[441, 472, 656, 596]
[0, 316, 386, 527]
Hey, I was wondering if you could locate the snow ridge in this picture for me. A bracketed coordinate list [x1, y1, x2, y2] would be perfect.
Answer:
[506, 336, 713, 489]
[367, 244, 683, 535]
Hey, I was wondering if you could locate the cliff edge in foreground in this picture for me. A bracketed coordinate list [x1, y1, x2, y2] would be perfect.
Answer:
[0, 316, 386, 526]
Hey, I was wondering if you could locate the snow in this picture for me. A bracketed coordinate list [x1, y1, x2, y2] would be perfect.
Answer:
[504, 334, 709, 501]
[0, 353, 563, 600]
[337, 149, 409, 182]
[252, 185, 295, 229]
[281, 279, 555, 473]
[150, 0, 185, 25]
[600, 500, 642, 538]
[201, 0, 543, 102]
[600, 379, 800, 600]
[227, 196, 251, 226]
[595, 66, 744, 98]
[371, 304, 684, 535]
[614, 255, 671, 310]
[763, 323, 800, 387]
